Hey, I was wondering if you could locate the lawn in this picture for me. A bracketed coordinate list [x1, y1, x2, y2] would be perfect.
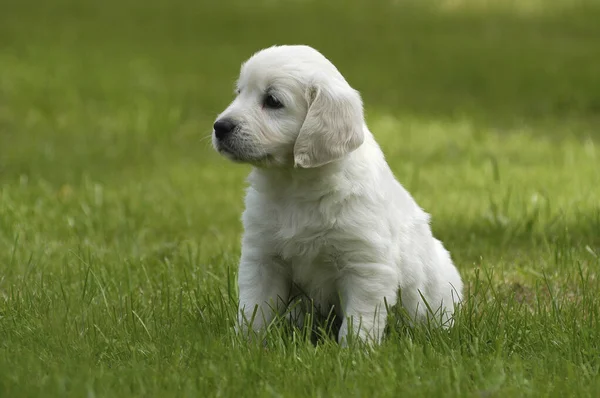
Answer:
[1, 0, 600, 396]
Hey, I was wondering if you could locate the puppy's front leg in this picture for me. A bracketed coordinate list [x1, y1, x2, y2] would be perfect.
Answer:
[237, 254, 291, 338]
[337, 264, 398, 346]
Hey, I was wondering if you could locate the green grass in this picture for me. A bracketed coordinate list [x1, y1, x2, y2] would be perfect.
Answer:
[1, 0, 600, 396]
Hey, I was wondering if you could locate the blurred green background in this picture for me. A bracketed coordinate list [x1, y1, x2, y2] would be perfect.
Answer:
[1, 0, 599, 396]
[2, 0, 599, 182]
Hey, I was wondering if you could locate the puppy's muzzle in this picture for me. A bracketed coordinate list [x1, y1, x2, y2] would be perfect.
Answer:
[213, 118, 237, 141]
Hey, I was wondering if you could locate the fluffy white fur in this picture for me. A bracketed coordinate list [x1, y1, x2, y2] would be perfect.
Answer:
[212, 45, 463, 345]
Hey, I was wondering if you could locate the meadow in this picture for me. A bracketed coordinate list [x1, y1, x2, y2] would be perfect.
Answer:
[1, 0, 599, 396]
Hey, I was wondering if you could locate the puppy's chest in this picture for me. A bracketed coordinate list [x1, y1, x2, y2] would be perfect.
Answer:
[270, 201, 345, 270]
[276, 227, 343, 294]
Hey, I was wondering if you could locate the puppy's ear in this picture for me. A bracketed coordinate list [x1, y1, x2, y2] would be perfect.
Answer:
[293, 80, 365, 168]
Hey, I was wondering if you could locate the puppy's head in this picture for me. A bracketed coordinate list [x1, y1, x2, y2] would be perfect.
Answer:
[212, 45, 365, 168]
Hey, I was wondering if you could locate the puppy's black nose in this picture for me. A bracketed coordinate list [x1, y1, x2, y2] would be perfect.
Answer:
[213, 119, 236, 140]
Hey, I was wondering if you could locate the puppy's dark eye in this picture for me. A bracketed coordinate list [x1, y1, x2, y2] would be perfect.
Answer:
[264, 94, 283, 109]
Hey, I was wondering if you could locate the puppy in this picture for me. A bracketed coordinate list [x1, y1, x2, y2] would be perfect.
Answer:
[212, 45, 463, 345]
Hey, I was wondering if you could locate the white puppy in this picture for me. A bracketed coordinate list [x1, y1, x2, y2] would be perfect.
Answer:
[212, 45, 463, 345]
